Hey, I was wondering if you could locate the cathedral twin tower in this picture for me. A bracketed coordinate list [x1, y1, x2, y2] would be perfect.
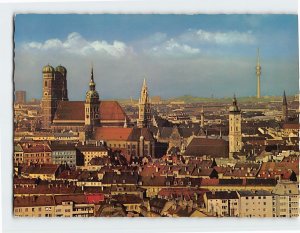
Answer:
[41, 64, 151, 130]
[41, 65, 68, 129]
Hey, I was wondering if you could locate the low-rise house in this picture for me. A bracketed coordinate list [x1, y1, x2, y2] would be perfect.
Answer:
[14, 144, 24, 164]
[110, 185, 145, 199]
[199, 178, 277, 192]
[19, 164, 63, 181]
[101, 171, 139, 187]
[223, 163, 260, 179]
[14, 194, 104, 217]
[238, 190, 274, 217]
[51, 144, 81, 168]
[54, 194, 104, 217]
[139, 176, 173, 198]
[113, 194, 143, 214]
[272, 181, 299, 217]
[257, 161, 298, 181]
[77, 145, 109, 166]
[14, 181, 77, 197]
[204, 191, 239, 217]
[140, 198, 173, 217]
[14, 196, 55, 217]
[21, 142, 52, 164]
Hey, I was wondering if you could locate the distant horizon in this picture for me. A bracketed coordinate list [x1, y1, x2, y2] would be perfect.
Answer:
[17, 92, 296, 103]
[14, 14, 299, 100]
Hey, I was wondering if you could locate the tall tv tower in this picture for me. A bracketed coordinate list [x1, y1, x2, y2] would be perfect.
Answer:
[256, 48, 261, 98]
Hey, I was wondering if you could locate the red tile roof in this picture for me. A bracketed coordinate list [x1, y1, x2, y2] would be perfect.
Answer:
[53, 100, 126, 121]
[14, 196, 55, 207]
[86, 194, 105, 204]
[95, 127, 133, 141]
[21, 143, 51, 153]
[99, 101, 127, 121]
[54, 101, 84, 121]
[21, 164, 60, 175]
[282, 123, 299, 130]
[258, 161, 299, 179]
[94, 127, 155, 142]
[184, 137, 229, 158]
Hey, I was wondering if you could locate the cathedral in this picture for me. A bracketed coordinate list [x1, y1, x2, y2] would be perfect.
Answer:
[41, 65, 127, 132]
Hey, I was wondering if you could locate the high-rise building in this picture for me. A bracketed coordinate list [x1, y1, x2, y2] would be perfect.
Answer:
[256, 48, 261, 98]
[228, 95, 242, 157]
[282, 90, 288, 122]
[137, 79, 151, 128]
[15, 90, 26, 104]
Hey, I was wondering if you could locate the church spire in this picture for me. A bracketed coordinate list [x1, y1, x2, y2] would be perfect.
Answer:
[89, 65, 96, 91]
[233, 93, 237, 105]
[283, 90, 287, 106]
[137, 78, 151, 128]
[282, 90, 288, 122]
[229, 94, 240, 113]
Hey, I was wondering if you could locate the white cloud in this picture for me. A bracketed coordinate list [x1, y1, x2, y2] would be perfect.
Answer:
[22, 32, 130, 58]
[144, 29, 255, 57]
[179, 29, 256, 45]
[148, 39, 200, 57]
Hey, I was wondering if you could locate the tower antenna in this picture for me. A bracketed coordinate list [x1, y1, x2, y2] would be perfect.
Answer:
[256, 48, 261, 98]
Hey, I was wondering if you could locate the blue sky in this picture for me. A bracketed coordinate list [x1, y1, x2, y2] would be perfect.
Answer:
[14, 14, 298, 100]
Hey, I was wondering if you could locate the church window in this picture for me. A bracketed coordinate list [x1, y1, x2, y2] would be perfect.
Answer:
[45, 81, 47, 87]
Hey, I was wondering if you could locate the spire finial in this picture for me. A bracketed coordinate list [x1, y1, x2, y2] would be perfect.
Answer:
[89, 64, 96, 91]
[233, 94, 237, 106]
[90, 62, 94, 81]
[257, 48, 260, 65]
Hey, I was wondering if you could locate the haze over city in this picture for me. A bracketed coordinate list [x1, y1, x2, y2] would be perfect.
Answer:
[14, 14, 298, 100]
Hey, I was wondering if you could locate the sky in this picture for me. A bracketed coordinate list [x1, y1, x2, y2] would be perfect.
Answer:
[14, 14, 299, 100]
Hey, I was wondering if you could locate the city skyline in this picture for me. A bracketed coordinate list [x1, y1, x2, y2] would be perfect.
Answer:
[12, 13, 299, 219]
[14, 14, 298, 100]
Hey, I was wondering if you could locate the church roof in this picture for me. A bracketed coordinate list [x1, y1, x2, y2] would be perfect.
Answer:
[94, 127, 155, 142]
[53, 100, 126, 122]
[184, 137, 229, 158]
[99, 101, 127, 121]
[54, 101, 84, 121]
[94, 127, 133, 141]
